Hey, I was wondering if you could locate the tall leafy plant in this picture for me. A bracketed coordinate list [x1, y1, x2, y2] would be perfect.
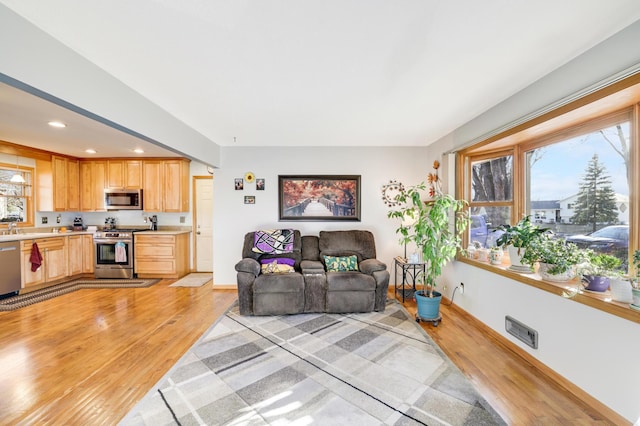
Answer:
[386, 161, 469, 297]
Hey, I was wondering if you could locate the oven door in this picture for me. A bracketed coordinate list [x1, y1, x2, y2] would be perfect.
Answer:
[95, 238, 133, 269]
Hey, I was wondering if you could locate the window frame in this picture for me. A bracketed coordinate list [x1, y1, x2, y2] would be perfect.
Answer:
[457, 74, 640, 324]
[0, 161, 34, 227]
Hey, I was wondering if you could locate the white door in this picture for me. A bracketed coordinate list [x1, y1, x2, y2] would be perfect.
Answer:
[194, 177, 213, 272]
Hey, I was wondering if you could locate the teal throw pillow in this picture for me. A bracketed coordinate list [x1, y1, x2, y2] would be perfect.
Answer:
[323, 255, 358, 272]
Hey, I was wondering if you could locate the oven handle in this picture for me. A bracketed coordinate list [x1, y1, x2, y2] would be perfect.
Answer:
[94, 238, 133, 244]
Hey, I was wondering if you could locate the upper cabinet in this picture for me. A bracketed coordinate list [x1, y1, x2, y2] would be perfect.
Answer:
[107, 160, 142, 189]
[79, 160, 107, 211]
[142, 159, 191, 212]
[36, 155, 80, 212]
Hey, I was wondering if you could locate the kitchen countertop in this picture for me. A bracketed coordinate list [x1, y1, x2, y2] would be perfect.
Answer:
[0, 227, 192, 242]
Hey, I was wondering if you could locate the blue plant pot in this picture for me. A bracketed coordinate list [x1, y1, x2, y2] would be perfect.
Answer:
[582, 275, 610, 292]
[414, 290, 442, 320]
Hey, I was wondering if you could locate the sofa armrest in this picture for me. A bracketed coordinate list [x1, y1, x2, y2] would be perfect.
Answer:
[235, 258, 260, 277]
[359, 259, 387, 275]
[301, 260, 325, 275]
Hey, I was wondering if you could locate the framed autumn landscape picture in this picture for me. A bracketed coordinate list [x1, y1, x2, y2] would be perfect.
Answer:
[278, 175, 361, 221]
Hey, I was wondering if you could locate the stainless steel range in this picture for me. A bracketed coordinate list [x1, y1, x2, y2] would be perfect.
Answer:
[94, 229, 137, 279]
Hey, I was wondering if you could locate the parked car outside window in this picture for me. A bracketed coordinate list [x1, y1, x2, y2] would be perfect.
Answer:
[470, 215, 504, 248]
[565, 225, 628, 264]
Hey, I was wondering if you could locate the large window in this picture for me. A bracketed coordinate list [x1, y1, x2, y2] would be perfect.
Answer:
[460, 76, 640, 275]
[525, 117, 630, 267]
[0, 162, 32, 224]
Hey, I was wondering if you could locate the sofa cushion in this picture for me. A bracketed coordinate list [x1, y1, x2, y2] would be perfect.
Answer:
[319, 230, 376, 261]
[254, 273, 304, 293]
[326, 271, 375, 291]
[323, 255, 358, 272]
[261, 259, 296, 274]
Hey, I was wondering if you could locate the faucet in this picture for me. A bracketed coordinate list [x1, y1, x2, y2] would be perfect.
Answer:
[8, 222, 18, 234]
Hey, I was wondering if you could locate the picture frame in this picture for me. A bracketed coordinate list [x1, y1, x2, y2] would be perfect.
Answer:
[234, 178, 244, 190]
[278, 175, 361, 221]
[244, 195, 255, 204]
[256, 178, 265, 190]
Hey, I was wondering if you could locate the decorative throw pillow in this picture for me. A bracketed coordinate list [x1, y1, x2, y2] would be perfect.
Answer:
[323, 255, 359, 272]
[252, 229, 295, 254]
[261, 259, 295, 274]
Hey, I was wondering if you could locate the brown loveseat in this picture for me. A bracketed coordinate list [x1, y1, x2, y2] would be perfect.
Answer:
[235, 230, 389, 315]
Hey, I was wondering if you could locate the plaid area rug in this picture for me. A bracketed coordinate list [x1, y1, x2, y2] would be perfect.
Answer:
[0, 279, 158, 311]
[121, 300, 504, 426]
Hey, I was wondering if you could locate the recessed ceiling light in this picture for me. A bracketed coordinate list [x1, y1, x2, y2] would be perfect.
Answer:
[133, 148, 144, 154]
[48, 121, 66, 128]
[85, 149, 97, 154]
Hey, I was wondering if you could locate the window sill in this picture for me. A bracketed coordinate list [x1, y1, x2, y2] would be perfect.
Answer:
[458, 257, 640, 325]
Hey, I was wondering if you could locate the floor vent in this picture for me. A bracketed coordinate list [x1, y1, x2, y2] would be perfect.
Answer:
[505, 316, 538, 349]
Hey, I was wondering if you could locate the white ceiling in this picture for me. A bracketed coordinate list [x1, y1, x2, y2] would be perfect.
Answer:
[2, 1, 640, 158]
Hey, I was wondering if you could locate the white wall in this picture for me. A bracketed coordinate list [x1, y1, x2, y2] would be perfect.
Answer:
[427, 20, 640, 423]
[212, 146, 429, 285]
[0, 5, 220, 167]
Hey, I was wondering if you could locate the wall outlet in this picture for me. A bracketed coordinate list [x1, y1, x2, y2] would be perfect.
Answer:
[56, 215, 61, 223]
[42, 217, 48, 224]
[180, 216, 185, 223]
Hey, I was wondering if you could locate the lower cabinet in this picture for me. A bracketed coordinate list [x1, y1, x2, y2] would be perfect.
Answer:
[21, 237, 67, 288]
[68, 234, 95, 276]
[134, 233, 189, 279]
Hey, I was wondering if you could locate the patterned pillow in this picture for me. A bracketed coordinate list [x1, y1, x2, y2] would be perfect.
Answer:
[323, 255, 359, 272]
[252, 229, 294, 254]
[261, 259, 295, 274]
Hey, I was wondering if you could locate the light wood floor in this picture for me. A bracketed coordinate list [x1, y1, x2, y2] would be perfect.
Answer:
[0, 281, 626, 425]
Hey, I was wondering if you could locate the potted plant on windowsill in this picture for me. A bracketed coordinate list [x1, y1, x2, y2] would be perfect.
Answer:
[495, 215, 547, 273]
[521, 232, 587, 282]
[631, 250, 640, 308]
[386, 160, 469, 324]
[578, 252, 623, 292]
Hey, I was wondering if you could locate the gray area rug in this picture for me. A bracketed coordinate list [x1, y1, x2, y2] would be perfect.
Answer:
[0, 278, 159, 311]
[121, 300, 505, 426]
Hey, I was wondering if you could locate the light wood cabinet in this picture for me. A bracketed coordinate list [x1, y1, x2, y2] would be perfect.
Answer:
[82, 234, 95, 274]
[134, 233, 189, 279]
[79, 160, 107, 211]
[142, 159, 190, 212]
[163, 159, 190, 212]
[68, 235, 83, 276]
[142, 160, 163, 212]
[21, 237, 67, 288]
[107, 160, 142, 189]
[37, 156, 80, 212]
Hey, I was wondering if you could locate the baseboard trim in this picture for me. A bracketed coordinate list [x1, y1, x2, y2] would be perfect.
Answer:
[448, 302, 630, 424]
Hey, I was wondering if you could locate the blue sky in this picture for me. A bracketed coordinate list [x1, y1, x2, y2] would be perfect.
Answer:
[529, 122, 630, 201]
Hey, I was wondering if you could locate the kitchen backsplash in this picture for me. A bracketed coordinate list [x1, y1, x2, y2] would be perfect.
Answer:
[34, 211, 192, 229]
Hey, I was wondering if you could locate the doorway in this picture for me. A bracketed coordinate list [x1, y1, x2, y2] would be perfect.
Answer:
[193, 176, 213, 272]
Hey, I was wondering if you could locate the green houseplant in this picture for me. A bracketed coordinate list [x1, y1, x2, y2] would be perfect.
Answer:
[495, 215, 547, 272]
[386, 160, 469, 322]
[632, 250, 640, 307]
[578, 252, 622, 292]
[521, 232, 587, 282]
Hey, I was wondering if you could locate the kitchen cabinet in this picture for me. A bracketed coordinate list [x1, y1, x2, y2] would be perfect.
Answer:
[21, 237, 67, 288]
[68, 234, 94, 275]
[82, 234, 95, 274]
[67, 235, 83, 276]
[142, 160, 163, 211]
[142, 159, 190, 212]
[53, 155, 80, 211]
[37, 156, 80, 212]
[163, 159, 190, 212]
[107, 160, 142, 189]
[134, 232, 189, 279]
[79, 160, 107, 211]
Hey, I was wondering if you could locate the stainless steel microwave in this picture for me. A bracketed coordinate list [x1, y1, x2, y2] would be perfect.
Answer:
[104, 189, 143, 210]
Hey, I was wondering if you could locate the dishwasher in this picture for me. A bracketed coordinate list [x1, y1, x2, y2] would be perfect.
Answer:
[0, 241, 21, 298]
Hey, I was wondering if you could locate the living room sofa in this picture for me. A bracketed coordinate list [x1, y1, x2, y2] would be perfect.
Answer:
[235, 229, 389, 315]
